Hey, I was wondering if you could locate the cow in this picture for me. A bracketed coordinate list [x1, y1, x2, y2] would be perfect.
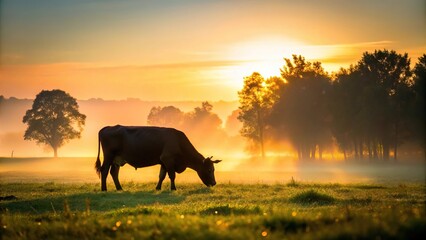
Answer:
[95, 125, 221, 191]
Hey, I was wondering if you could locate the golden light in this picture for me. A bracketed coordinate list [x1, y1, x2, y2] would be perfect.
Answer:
[208, 37, 339, 91]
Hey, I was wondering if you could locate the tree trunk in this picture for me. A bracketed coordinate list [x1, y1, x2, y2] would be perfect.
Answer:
[257, 108, 265, 160]
[354, 140, 359, 160]
[53, 147, 58, 158]
[383, 140, 390, 161]
[303, 144, 309, 161]
[373, 140, 378, 160]
[311, 145, 316, 160]
[260, 137, 265, 160]
[343, 149, 347, 161]
[368, 140, 372, 160]
[393, 122, 399, 161]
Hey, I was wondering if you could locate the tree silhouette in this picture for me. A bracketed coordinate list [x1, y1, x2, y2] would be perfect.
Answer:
[329, 50, 413, 161]
[330, 66, 364, 160]
[147, 106, 184, 128]
[22, 90, 86, 157]
[270, 55, 331, 161]
[357, 50, 412, 160]
[184, 102, 222, 131]
[238, 72, 281, 159]
[183, 102, 224, 146]
[412, 54, 426, 158]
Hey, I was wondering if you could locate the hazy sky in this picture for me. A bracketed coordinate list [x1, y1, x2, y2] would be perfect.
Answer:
[1, 0, 425, 101]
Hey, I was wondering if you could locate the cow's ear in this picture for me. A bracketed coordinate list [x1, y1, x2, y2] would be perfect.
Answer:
[212, 160, 222, 164]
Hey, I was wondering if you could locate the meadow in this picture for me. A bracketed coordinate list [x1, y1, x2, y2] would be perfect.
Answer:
[1, 180, 425, 239]
[1, 157, 425, 239]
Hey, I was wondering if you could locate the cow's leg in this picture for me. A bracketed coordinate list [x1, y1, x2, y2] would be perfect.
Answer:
[167, 169, 177, 191]
[156, 165, 167, 190]
[160, 154, 177, 191]
[101, 154, 114, 191]
[101, 165, 109, 191]
[110, 165, 123, 191]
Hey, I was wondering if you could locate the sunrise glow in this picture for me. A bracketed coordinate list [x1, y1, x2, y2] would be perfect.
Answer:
[1, 1, 424, 101]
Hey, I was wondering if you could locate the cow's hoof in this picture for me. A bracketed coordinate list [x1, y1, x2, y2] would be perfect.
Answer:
[155, 187, 161, 191]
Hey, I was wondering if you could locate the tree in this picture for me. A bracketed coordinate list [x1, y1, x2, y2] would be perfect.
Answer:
[183, 102, 222, 131]
[147, 105, 184, 128]
[330, 66, 364, 160]
[412, 54, 426, 158]
[357, 50, 412, 161]
[183, 102, 224, 146]
[330, 50, 413, 161]
[270, 55, 332, 161]
[22, 89, 86, 157]
[238, 72, 281, 158]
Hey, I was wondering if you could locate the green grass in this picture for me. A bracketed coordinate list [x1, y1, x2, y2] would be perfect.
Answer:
[1, 181, 425, 239]
[289, 190, 336, 205]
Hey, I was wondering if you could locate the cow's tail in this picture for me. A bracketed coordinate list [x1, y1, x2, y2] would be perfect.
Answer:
[95, 131, 102, 178]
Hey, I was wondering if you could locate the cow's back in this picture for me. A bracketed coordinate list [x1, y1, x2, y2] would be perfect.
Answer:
[100, 125, 186, 168]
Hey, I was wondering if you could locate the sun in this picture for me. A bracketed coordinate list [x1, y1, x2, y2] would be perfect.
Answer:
[227, 37, 302, 77]
[198, 37, 339, 95]
[210, 37, 338, 90]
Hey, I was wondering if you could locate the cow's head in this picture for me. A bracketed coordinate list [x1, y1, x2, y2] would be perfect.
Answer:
[198, 156, 221, 187]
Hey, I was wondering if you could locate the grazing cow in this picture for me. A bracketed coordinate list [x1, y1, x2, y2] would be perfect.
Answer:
[95, 125, 221, 191]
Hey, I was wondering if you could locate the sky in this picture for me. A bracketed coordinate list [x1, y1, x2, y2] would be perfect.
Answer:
[1, 0, 425, 101]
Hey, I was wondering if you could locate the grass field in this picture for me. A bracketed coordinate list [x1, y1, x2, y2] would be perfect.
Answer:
[1, 181, 425, 239]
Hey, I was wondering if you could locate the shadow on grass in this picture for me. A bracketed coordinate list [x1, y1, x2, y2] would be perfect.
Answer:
[0, 190, 185, 214]
[187, 187, 213, 195]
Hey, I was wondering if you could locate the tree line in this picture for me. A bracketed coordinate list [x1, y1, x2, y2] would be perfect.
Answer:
[238, 50, 425, 161]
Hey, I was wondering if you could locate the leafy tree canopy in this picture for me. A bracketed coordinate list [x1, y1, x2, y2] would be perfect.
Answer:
[22, 89, 86, 157]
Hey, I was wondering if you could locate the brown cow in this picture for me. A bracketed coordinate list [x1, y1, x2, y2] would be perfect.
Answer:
[95, 125, 221, 191]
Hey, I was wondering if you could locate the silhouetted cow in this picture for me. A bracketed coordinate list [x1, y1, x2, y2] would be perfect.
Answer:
[95, 125, 221, 191]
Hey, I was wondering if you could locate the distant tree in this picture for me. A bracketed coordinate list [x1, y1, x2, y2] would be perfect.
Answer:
[147, 106, 184, 128]
[270, 55, 332, 161]
[412, 54, 426, 158]
[238, 72, 280, 158]
[184, 102, 222, 130]
[22, 90, 86, 157]
[183, 102, 223, 144]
